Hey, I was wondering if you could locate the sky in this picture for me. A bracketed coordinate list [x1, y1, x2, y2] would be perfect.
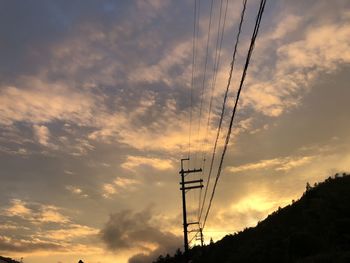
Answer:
[0, 0, 350, 262]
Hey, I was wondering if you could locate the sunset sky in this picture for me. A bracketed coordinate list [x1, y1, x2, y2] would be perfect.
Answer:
[1, 0, 350, 262]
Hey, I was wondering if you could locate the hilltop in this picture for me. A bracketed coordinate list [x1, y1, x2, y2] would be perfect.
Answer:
[154, 173, 350, 263]
[0, 256, 20, 263]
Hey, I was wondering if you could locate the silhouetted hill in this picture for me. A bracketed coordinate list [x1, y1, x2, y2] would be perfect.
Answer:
[154, 173, 350, 263]
[0, 256, 20, 263]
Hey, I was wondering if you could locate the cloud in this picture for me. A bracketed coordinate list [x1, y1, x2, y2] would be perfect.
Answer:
[33, 124, 51, 146]
[277, 23, 350, 71]
[71, 138, 95, 156]
[4, 199, 31, 217]
[136, 0, 170, 13]
[0, 1, 348, 156]
[276, 156, 314, 171]
[3, 199, 70, 224]
[0, 226, 100, 254]
[102, 183, 118, 199]
[228, 158, 283, 173]
[66, 185, 82, 194]
[0, 200, 100, 255]
[100, 208, 181, 262]
[0, 236, 63, 252]
[37, 205, 70, 224]
[210, 194, 291, 239]
[0, 17, 221, 155]
[87, 102, 194, 152]
[242, 10, 350, 117]
[128, 40, 191, 86]
[64, 170, 75, 175]
[65, 185, 88, 198]
[0, 75, 203, 154]
[0, 145, 29, 156]
[270, 14, 302, 40]
[44, 224, 99, 241]
[102, 177, 141, 198]
[114, 177, 140, 188]
[0, 77, 95, 126]
[0, 224, 29, 231]
[228, 155, 314, 173]
[121, 156, 173, 171]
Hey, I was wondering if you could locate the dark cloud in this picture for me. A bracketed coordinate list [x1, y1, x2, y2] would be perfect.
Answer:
[128, 232, 181, 263]
[100, 208, 181, 262]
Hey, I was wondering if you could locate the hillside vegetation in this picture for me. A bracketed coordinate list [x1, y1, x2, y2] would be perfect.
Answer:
[154, 174, 350, 263]
[0, 256, 20, 263]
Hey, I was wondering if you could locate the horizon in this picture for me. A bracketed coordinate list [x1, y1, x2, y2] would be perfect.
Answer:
[1, 1, 350, 263]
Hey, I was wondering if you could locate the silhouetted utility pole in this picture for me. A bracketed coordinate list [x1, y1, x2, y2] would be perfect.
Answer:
[199, 227, 204, 247]
[179, 158, 203, 258]
[191, 226, 204, 246]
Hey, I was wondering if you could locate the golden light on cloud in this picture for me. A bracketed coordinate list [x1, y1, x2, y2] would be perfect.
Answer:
[36, 206, 70, 224]
[121, 155, 173, 171]
[114, 177, 140, 188]
[0, 80, 94, 126]
[102, 177, 141, 199]
[228, 155, 315, 173]
[232, 194, 276, 213]
[103, 183, 117, 198]
[44, 224, 99, 241]
[66, 185, 83, 195]
[5, 199, 32, 218]
[33, 125, 50, 146]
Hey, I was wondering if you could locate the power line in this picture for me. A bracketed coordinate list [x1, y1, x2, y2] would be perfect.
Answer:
[196, 0, 215, 221]
[198, 0, 228, 221]
[195, 0, 215, 169]
[199, 0, 247, 223]
[202, 0, 228, 164]
[202, 0, 267, 230]
[203, 0, 266, 229]
[209, 0, 228, 101]
[198, 0, 223, 221]
[189, 0, 200, 164]
[188, 231, 199, 245]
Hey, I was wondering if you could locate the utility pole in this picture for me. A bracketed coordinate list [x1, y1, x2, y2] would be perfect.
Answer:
[199, 227, 204, 247]
[193, 226, 204, 247]
[179, 158, 203, 258]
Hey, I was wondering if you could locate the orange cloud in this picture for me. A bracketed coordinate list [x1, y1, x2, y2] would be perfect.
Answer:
[121, 156, 173, 171]
[228, 155, 314, 173]
[4, 199, 32, 217]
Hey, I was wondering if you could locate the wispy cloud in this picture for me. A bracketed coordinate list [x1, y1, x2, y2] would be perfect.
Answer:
[121, 156, 173, 171]
[242, 10, 350, 117]
[114, 177, 140, 188]
[0, 78, 95, 126]
[102, 183, 118, 199]
[3, 199, 70, 224]
[228, 155, 315, 173]
[102, 177, 141, 199]
[4, 199, 32, 217]
[0, 199, 100, 254]
[43, 224, 99, 241]
[65, 185, 88, 198]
